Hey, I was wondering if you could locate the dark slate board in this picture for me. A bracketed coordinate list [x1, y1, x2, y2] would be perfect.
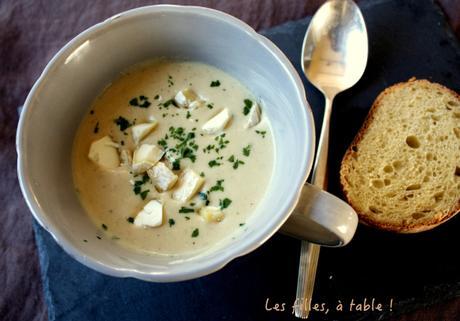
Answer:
[33, 0, 460, 320]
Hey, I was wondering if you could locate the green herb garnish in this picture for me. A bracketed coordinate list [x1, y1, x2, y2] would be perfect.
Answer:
[101, 224, 108, 230]
[140, 190, 149, 200]
[186, 111, 191, 119]
[208, 159, 221, 167]
[243, 99, 253, 115]
[161, 99, 178, 109]
[168, 218, 175, 227]
[210, 80, 221, 87]
[228, 155, 245, 169]
[154, 94, 160, 100]
[207, 103, 214, 109]
[219, 198, 232, 210]
[179, 207, 195, 214]
[239, 223, 245, 227]
[255, 130, 267, 138]
[114, 116, 131, 131]
[127, 217, 134, 224]
[243, 145, 252, 156]
[168, 75, 174, 87]
[191, 228, 199, 237]
[129, 95, 151, 108]
[210, 179, 224, 192]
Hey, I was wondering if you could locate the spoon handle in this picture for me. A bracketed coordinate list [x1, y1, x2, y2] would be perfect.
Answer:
[295, 96, 333, 318]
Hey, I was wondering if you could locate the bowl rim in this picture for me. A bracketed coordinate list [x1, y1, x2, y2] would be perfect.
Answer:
[16, 4, 316, 282]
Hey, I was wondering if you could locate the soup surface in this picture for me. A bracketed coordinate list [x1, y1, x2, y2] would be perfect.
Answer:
[72, 59, 274, 255]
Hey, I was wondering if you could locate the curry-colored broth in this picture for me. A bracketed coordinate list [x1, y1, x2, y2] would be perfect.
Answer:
[72, 60, 274, 255]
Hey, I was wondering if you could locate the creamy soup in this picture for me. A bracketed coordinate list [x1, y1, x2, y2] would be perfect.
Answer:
[72, 59, 274, 255]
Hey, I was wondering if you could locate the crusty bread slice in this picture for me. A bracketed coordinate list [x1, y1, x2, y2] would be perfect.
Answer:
[340, 78, 460, 233]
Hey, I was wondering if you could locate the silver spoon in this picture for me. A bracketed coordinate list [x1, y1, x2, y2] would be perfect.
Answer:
[295, 0, 368, 318]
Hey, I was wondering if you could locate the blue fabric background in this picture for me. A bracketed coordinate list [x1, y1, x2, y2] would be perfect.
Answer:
[33, 0, 460, 320]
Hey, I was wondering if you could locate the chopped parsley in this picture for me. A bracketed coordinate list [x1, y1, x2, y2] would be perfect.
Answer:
[200, 172, 205, 177]
[168, 218, 175, 227]
[210, 80, 221, 87]
[214, 133, 229, 152]
[255, 130, 267, 138]
[158, 139, 168, 148]
[186, 111, 191, 119]
[228, 155, 245, 169]
[168, 75, 174, 87]
[239, 223, 245, 227]
[179, 207, 195, 214]
[114, 116, 131, 131]
[133, 174, 150, 200]
[129, 95, 151, 108]
[243, 145, 252, 156]
[140, 190, 149, 200]
[243, 99, 253, 115]
[127, 217, 134, 224]
[83, 239, 88, 243]
[219, 198, 232, 210]
[154, 94, 160, 100]
[96, 236, 102, 240]
[159, 127, 198, 170]
[93, 122, 99, 133]
[208, 159, 222, 167]
[191, 228, 199, 238]
[160, 99, 178, 109]
[209, 179, 224, 192]
[207, 103, 214, 109]
[101, 224, 108, 230]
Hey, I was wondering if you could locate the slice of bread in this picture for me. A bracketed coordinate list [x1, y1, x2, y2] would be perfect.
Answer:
[340, 78, 460, 233]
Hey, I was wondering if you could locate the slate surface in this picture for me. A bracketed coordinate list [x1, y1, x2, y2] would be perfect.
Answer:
[26, 0, 460, 320]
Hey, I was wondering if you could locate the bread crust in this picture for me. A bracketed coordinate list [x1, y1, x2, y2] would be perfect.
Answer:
[339, 78, 460, 233]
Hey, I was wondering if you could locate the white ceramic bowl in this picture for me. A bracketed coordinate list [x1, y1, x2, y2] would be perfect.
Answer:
[17, 5, 315, 282]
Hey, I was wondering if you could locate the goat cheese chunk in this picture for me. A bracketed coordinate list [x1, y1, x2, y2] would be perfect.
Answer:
[201, 108, 232, 135]
[132, 144, 164, 174]
[134, 200, 163, 228]
[119, 149, 132, 168]
[199, 206, 225, 223]
[245, 102, 261, 128]
[174, 88, 199, 108]
[131, 121, 157, 145]
[88, 136, 119, 169]
[172, 168, 205, 202]
[188, 99, 206, 110]
[147, 162, 178, 192]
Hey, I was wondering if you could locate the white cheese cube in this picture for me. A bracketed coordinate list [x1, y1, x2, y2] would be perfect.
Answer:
[147, 162, 178, 192]
[132, 144, 164, 174]
[199, 206, 225, 223]
[119, 149, 132, 168]
[245, 102, 261, 128]
[131, 122, 157, 145]
[201, 108, 232, 135]
[172, 168, 205, 202]
[134, 200, 163, 227]
[174, 88, 199, 108]
[188, 99, 206, 110]
[88, 136, 119, 169]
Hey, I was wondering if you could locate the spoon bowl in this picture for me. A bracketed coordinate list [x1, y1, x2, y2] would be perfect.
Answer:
[302, 0, 368, 98]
